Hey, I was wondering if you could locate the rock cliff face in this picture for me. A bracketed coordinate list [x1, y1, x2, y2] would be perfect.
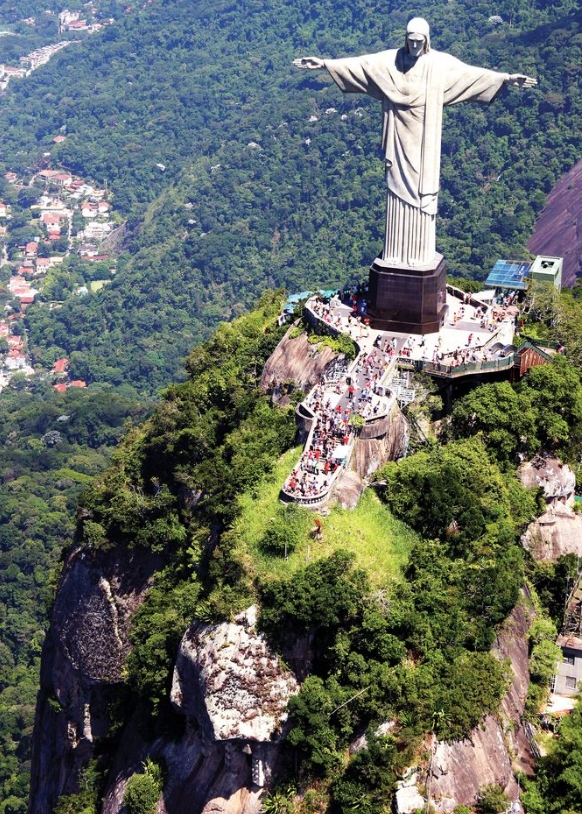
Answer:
[171, 606, 299, 743]
[528, 157, 582, 287]
[100, 607, 299, 814]
[425, 595, 535, 813]
[335, 404, 409, 509]
[519, 457, 582, 561]
[29, 544, 162, 814]
[30, 545, 299, 814]
[260, 329, 341, 402]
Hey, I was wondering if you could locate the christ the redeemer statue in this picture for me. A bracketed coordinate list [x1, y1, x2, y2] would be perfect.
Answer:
[294, 18, 537, 268]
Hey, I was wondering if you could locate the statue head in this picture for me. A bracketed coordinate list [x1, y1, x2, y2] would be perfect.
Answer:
[405, 17, 430, 57]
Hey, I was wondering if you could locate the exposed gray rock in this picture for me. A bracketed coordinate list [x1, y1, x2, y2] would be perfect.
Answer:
[395, 772, 426, 813]
[425, 594, 534, 812]
[519, 457, 582, 562]
[171, 606, 299, 742]
[260, 329, 341, 404]
[28, 544, 162, 814]
[522, 506, 582, 562]
[518, 456, 575, 506]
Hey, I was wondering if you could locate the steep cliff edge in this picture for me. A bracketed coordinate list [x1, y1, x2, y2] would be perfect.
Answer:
[29, 545, 162, 814]
[100, 607, 299, 814]
[528, 158, 582, 287]
[426, 595, 535, 813]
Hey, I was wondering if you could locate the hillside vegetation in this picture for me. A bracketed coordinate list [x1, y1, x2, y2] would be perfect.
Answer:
[0, 0, 580, 390]
[38, 292, 582, 814]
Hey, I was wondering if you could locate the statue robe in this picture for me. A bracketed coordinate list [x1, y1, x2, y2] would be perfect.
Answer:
[325, 49, 507, 265]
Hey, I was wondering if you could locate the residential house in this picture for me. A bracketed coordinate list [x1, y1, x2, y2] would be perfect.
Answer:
[81, 202, 99, 218]
[53, 173, 73, 187]
[53, 358, 69, 374]
[553, 635, 582, 698]
[35, 257, 51, 274]
[5, 350, 28, 370]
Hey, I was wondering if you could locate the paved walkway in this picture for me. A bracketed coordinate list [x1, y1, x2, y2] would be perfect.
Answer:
[281, 288, 516, 505]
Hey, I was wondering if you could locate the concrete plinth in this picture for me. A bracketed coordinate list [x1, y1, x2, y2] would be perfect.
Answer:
[367, 254, 447, 334]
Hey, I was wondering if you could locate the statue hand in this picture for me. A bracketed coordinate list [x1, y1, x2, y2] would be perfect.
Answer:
[293, 57, 325, 70]
[506, 73, 538, 88]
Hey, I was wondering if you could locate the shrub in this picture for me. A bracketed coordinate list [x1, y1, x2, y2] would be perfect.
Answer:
[475, 784, 510, 814]
[259, 504, 309, 556]
[123, 759, 164, 814]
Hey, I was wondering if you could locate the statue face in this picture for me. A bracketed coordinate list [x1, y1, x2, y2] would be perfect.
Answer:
[406, 34, 426, 58]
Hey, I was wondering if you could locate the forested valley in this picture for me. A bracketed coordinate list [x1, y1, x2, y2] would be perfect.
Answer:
[0, 0, 582, 811]
[0, 0, 581, 390]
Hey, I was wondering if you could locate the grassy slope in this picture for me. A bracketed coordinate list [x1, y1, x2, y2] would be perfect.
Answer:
[233, 447, 418, 587]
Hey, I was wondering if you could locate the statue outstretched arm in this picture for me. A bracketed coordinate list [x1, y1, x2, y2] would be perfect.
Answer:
[293, 57, 325, 70]
[505, 73, 537, 88]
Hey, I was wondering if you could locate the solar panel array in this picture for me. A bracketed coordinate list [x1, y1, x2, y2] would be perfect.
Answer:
[484, 259, 532, 290]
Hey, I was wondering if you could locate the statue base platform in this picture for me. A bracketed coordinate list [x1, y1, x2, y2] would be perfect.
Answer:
[367, 254, 447, 335]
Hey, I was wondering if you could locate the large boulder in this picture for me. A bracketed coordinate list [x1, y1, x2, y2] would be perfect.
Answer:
[518, 456, 575, 507]
[171, 606, 299, 742]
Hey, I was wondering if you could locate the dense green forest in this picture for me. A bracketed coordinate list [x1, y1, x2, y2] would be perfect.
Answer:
[0, 0, 578, 390]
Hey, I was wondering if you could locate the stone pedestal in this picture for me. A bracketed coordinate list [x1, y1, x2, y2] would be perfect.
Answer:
[367, 254, 447, 334]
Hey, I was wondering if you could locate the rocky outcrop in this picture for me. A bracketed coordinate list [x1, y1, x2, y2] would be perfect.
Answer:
[171, 605, 299, 742]
[519, 457, 582, 561]
[335, 402, 409, 508]
[425, 595, 535, 812]
[29, 544, 162, 814]
[528, 157, 582, 287]
[518, 456, 576, 507]
[100, 607, 299, 814]
[521, 506, 582, 561]
[351, 405, 409, 478]
[260, 329, 342, 403]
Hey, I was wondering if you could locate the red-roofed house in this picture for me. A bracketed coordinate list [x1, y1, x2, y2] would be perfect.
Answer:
[53, 135, 67, 144]
[25, 242, 38, 258]
[69, 380, 87, 388]
[53, 358, 69, 373]
[41, 212, 61, 225]
[82, 202, 98, 218]
[4, 172, 17, 183]
[53, 173, 73, 187]
[53, 383, 67, 393]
